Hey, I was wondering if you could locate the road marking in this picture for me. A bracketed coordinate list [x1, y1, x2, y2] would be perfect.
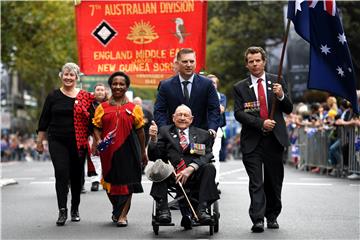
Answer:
[299, 178, 329, 181]
[350, 184, 360, 187]
[30, 181, 54, 184]
[285, 182, 332, 186]
[213, 181, 333, 186]
[28, 181, 336, 186]
[219, 168, 246, 176]
[15, 177, 35, 180]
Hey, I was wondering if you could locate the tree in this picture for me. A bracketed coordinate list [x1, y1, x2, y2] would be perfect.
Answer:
[206, 1, 285, 108]
[1, 1, 77, 115]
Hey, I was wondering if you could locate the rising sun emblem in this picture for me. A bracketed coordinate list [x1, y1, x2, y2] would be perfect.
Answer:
[127, 20, 159, 44]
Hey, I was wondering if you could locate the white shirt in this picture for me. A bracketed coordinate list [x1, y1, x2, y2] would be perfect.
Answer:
[250, 73, 268, 106]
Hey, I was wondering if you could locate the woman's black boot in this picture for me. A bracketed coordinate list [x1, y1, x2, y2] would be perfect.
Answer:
[56, 208, 67, 226]
[71, 207, 80, 222]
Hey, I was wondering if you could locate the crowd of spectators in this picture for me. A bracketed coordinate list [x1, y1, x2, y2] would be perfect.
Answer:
[1, 132, 50, 162]
[285, 96, 360, 179]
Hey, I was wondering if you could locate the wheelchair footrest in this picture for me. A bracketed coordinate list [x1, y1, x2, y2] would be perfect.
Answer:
[152, 221, 175, 226]
[192, 219, 215, 227]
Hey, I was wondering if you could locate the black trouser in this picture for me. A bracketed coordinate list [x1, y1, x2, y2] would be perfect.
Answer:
[48, 136, 86, 210]
[150, 163, 219, 207]
[242, 133, 284, 223]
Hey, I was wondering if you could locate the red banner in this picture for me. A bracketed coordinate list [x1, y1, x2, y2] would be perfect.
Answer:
[75, 0, 207, 87]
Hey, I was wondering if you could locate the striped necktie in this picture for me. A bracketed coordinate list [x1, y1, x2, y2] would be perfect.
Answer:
[179, 130, 188, 150]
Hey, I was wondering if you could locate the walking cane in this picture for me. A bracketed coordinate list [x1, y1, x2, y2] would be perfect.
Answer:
[172, 169, 199, 221]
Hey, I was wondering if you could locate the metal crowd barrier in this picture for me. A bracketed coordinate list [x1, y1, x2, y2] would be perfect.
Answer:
[287, 125, 360, 176]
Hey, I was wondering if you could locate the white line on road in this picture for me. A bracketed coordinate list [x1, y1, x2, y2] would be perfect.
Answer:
[285, 182, 332, 186]
[214, 181, 333, 186]
[15, 177, 35, 180]
[29, 181, 333, 186]
[30, 181, 54, 184]
[219, 168, 246, 176]
[299, 178, 329, 181]
[350, 184, 360, 187]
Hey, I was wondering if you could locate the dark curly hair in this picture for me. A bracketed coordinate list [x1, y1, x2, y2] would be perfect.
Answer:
[107, 71, 130, 88]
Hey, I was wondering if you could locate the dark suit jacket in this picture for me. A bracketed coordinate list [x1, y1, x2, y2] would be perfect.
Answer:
[154, 74, 220, 131]
[233, 73, 293, 154]
[148, 125, 214, 169]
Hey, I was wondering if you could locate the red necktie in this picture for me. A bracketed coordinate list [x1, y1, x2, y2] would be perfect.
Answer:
[257, 78, 268, 119]
[179, 130, 188, 150]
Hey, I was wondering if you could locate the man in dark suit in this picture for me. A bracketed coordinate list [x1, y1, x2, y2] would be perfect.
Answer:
[154, 48, 220, 137]
[148, 104, 219, 228]
[233, 46, 293, 233]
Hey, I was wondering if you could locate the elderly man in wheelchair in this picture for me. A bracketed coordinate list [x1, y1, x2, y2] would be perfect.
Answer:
[147, 104, 220, 230]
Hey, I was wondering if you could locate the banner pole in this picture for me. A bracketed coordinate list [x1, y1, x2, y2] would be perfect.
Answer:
[270, 18, 291, 120]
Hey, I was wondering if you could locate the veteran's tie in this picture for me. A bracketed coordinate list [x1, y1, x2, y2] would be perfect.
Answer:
[179, 130, 188, 150]
[257, 78, 268, 119]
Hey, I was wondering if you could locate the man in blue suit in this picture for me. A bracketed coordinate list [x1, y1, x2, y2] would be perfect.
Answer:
[154, 48, 220, 137]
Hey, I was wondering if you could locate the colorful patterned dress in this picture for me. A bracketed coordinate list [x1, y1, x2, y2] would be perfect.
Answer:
[92, 101, 144, 196]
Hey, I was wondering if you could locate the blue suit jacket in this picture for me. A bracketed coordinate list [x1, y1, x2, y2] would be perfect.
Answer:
[154, 74, 220, 131]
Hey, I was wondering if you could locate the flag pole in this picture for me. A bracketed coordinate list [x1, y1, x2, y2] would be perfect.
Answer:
[269, 18, 291, 120]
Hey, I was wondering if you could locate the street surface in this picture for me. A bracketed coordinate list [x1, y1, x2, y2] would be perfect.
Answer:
[1, 159, 359, 239]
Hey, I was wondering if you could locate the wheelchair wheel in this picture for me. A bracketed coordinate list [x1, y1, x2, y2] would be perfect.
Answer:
[213, 201, 219, 233]
[214, 214, 219, 233]
[153, 225, 159, 235]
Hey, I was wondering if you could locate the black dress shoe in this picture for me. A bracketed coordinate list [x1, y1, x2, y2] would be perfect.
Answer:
[180, 215, 192, 230]
[91, 181, 99, 191]
[71, 209, 80, 222]
[267, 219, 279, 229]
[56, 208, 67, 226]
[157, 209, 171, 223]
[251, 220, 264, 233]
[197, 208, 212, 224]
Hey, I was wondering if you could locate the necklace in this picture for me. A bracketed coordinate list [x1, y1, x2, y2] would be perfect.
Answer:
[109, 96, 128, 106]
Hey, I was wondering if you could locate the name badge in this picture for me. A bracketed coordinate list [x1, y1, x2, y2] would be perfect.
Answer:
[190, 143, 206, 155]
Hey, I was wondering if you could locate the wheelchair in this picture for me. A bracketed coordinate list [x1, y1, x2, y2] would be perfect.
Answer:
[151, 185, 220, 235]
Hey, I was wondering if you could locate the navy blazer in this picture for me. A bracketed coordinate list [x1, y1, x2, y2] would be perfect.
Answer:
[154, 74, 220, 131]
[233, 73, 293, 154]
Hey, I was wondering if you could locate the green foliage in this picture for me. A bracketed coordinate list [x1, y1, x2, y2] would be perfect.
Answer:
[206, 1, 285, 107]
[1, 1, 77, 109]
[2, 0, 359, 121]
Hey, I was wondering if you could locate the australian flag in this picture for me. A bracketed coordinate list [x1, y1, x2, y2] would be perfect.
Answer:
[287, 0, 358, 113]
[96, 127, 117, 152]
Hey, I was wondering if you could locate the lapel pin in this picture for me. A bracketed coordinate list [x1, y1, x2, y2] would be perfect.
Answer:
[249, 84, 254, 89]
